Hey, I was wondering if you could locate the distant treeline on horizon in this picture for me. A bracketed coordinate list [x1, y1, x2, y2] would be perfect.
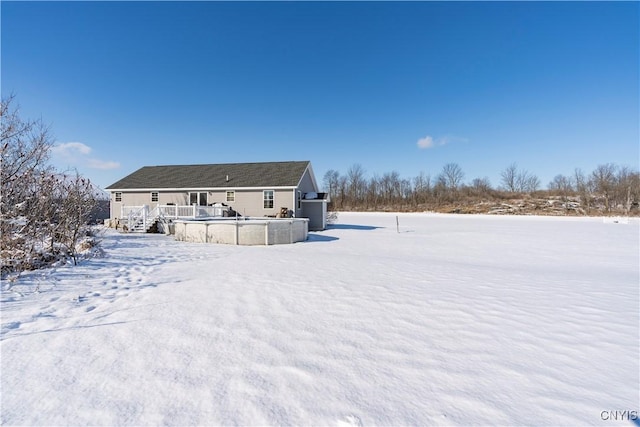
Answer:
[322, 162, 639, 215]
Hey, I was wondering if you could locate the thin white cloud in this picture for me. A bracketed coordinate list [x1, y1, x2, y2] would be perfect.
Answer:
[417, 136, 435, 149]
[88, 159, 121, 170]
[417, 134, 469, 149]
[440, 135, 470, 145]
[52, 141, 120, 170]
[52, 141, 92, 155]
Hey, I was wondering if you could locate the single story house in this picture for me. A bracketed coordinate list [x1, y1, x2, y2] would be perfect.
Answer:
[105, 160, 329, 231]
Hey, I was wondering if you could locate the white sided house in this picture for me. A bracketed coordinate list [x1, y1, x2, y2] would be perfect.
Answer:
[105, 161, 329, 232]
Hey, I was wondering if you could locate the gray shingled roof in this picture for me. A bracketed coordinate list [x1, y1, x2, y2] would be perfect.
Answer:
[106, 161, 311, 190]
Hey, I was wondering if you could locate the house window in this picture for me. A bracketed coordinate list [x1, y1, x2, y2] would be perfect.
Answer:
[151, 192, 159, 202]
[263, 190, 274, 209]
[226, 191, 235, 202]
[297, 191, 302, 209]
[189, 192, 208, 206]
[115, 192, 122, 202]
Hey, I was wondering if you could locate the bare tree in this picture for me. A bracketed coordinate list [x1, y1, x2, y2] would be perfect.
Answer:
[337, 175, 348, 209]
[396, 178, 412, 210]
[366, 174, 381, 210]
[1, 96, 55, 273]
[380, 171, 401, 206]
[614, 166, 639, 214]
[470, 177, 493, 195]
[574, 168, 593, 213]
[548, 174, 573, 193]
[55, 171, 100, 265]
[501, 163, 539, 192]
[591, 163, 617, 212]
[413, 172, 431, 205]
[548, 174, 574, 206]
[1, 96, 100, 276]
[321, 162, 636, 215]
[621, 169, 640, 214]
[517, 170, 540, 192]
[347, 164, 367, 207]
[323, 169, 340, 204]
[500, 163, 519, 192]
[438, 163, 465, 192]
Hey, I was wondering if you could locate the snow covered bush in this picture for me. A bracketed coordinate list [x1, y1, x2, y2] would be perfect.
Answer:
[1, 96, 102, 278]
[326, 210, 338, 225]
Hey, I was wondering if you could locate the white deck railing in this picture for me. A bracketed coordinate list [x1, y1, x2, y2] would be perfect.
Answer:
[121, 204, 227, 232]
[122, 204, 226, 220]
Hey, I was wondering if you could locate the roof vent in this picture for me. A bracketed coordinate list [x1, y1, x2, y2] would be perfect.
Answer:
[226, 175, 229, 182]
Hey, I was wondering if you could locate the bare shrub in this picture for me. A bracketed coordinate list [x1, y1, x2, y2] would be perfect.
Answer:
[1, 96, 101, 277]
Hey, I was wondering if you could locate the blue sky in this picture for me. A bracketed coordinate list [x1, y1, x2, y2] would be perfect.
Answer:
[2, 1, 638, 190]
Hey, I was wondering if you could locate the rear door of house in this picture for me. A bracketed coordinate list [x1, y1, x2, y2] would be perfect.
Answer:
[189, 192, 208, 206]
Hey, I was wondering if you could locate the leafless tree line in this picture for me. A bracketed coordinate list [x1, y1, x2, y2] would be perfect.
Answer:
[1, 96, 103, 276]
[324, 161, 640, 214]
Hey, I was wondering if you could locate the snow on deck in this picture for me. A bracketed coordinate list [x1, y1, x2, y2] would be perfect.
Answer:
[1, 212, 638, 426]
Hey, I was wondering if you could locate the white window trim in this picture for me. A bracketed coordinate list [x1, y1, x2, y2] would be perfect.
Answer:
[151, 191, 159, 202]
[263, 190, 274, 209]
[226, 190, 235, 202]
[115, 192, 122, 202]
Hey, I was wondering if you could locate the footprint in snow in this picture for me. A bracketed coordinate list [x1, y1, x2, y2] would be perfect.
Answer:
[3, 321, 21, 331]
[337, 415, 363, 427]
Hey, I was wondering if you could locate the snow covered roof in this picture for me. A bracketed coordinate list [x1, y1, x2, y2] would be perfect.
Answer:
[105, 161, 312, 190]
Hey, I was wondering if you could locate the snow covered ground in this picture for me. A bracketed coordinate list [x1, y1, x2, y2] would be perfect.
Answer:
[2, 212, 638, 426]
